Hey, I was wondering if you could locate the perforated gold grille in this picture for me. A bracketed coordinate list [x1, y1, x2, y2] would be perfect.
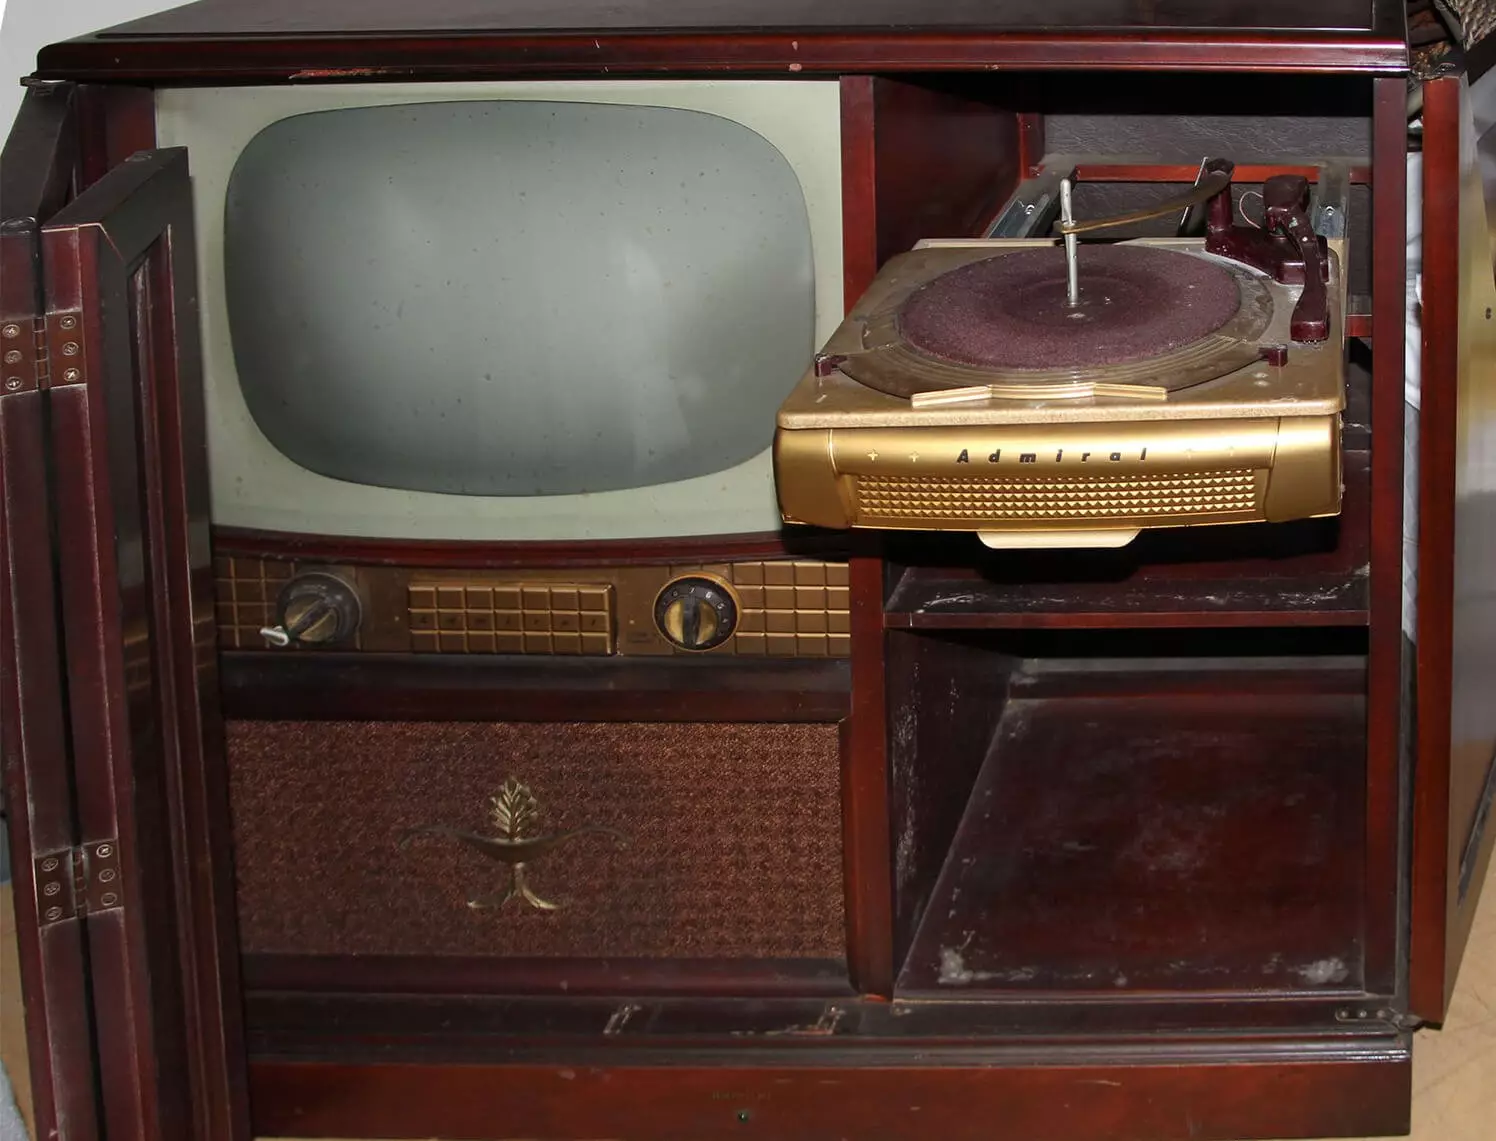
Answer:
[213, 556, 297, 648]
[716, 560, 851, 659]
[855, 470, 1262, 522]
[408, 583, 615, 655]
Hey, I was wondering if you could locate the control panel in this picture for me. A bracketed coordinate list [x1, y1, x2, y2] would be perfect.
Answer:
[214, 556, 849, 658]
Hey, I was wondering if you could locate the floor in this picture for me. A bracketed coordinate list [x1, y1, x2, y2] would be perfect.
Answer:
[2, 871, 1494, 1141]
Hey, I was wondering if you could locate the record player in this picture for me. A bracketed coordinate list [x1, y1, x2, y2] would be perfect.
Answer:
[775, 160, 1347, 548]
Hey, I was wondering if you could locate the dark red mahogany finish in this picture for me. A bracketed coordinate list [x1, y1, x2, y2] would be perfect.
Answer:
[1409, 76, 1496, 1022]
[0, 82, 101, 1141]
[35, 0, 1410, 79]
[1363, 73, 1410, 1000]
[247, 1056, 1412, 1141]
[42, 148, 248, 1141]
[5, 3, 1493, 1141]
[2, 88, 248, 1141]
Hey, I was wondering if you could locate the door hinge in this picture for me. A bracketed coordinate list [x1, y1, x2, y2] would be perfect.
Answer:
[1335, 1005, 1424, 1033]
[44, 311, 86, 387]
[0, 317, 45, 395]
[0, 312, 83, 395]
[33, 841, 123, 927]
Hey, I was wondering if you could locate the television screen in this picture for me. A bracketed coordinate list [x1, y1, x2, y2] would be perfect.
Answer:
[157, 81, 842, 539]
[224, 100, 816, 498]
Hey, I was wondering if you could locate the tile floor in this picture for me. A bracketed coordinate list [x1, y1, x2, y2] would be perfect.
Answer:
[3, 869, 1494, 1141]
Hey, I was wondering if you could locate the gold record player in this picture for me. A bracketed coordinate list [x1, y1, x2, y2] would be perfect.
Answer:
[774, 161, 1347, 548]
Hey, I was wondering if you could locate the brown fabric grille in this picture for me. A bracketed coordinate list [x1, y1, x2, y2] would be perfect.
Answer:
[226, 721, 845, 959]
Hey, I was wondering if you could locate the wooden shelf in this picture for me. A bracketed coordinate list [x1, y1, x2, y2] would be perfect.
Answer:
[219, 652, 850, 723]
[242, 990, 1392, 1060]
[885, 590, 1368, 629]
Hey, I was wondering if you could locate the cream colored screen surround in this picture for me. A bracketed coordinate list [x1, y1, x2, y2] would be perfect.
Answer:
[156, 81, 843, 539]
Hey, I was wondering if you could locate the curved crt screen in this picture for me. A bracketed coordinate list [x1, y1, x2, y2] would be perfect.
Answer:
[223, 101, 815, 496]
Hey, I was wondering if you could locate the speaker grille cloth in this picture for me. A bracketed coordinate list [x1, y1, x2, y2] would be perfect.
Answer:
[226, 721, 845, 958]
[855, 469, 1262, 522]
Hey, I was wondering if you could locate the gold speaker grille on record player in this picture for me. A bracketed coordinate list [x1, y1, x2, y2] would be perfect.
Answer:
[856, 469, 1263, 524]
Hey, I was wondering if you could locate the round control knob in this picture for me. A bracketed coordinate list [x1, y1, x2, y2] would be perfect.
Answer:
[260, 572, 362, 648]
[654, 575, 739, 652]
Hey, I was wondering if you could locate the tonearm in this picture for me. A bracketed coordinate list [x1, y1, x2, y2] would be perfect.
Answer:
[1055, 157, 1331, 342]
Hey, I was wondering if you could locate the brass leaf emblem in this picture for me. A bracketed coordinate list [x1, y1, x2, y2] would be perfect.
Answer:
[401, 777, 625, 912]
[490, 776, 540, 841]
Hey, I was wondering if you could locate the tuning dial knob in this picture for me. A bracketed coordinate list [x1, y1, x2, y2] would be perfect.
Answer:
[259, 572, 361, 648]
[654, 575, 739, 652]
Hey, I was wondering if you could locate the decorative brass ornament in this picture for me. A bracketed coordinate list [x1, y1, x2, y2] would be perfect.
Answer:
[400, 777, 625, 912]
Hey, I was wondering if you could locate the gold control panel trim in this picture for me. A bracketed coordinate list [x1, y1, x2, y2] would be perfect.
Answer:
[718, 558, 851, 659]
[408, 583, 616, 655]
[213, 557, 850, 658]
[214, 557, 300, 649]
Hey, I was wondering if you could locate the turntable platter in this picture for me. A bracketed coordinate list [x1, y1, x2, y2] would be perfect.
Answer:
[838, 243, 1275, 401]
[896, 245, 1242, 371]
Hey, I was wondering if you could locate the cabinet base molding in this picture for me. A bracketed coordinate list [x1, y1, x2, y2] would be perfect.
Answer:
[250, 1048, 1411, 1141]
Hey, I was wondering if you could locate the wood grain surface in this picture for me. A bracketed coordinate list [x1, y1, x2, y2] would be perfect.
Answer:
[2, 865, 1493, 1141]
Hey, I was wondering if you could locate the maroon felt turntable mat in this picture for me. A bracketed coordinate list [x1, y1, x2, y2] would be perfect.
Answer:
[896, 245, 1242, 371]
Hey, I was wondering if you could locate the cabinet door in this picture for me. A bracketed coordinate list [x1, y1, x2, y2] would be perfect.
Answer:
[1410, 74, 1496, 1023]
[1, 81, 101, 1141]
[1, 85, 249, 1141]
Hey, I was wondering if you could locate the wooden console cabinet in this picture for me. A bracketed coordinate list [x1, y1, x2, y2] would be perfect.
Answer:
[1, 3, 1493, 1140]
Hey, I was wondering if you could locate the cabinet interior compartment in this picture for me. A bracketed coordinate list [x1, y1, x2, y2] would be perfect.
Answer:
[889, 628, 1369, 998]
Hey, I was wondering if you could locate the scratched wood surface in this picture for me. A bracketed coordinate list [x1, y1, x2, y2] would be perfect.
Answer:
[2, 876, 1492, 1140]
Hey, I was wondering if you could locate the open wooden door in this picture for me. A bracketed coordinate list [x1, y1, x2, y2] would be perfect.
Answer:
[1410, 73, 1496, 1024]
[0, 85, 249, 1140]
[1, 79, 103, 1141]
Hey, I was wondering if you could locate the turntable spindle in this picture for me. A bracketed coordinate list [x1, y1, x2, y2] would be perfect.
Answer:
[1060, 176, 1080, 308]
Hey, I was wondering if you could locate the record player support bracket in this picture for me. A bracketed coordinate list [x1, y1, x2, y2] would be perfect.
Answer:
[988, 172, 1065, 238]
[1313, 163, 1351, 241]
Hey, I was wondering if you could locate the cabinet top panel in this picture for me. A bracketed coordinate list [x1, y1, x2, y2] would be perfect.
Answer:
[37, 0, 1409, 80]
[86, 0, 1391, 35]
